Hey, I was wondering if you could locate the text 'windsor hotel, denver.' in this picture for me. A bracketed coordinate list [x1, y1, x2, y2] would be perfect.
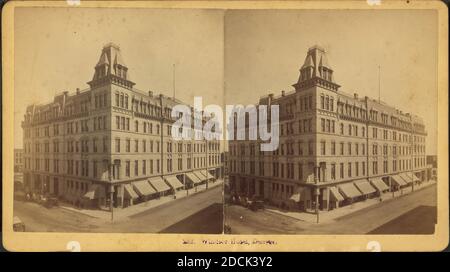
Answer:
[228, 45, 431, 212]
[21, 43, 222, 209]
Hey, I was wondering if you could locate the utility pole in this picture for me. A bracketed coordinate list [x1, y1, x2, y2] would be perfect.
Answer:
[173, 63, 176, 99]
[314, 166, 320, 224]
[378, 65, 381, 103]
[109, 163, 114, 223]
[205, 141, 209, 190]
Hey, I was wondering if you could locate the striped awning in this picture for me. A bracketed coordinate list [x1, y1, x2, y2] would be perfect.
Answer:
[163, 175, 184, 189]
[391, 175, 407, 187]
[329, 187, 344, 201]
[338, 183, 362, 199]
[133, 180, 157, 196]
[124, 184, 138, 199]
[186, 172, 202, 184]
[354, 179, 377, 195]
[83, 184, 106, 200]
[370, 178, 389, 192]
[149, 177, 171, 192]
[193, 171, 208, 182]
[289, 187, 304, 202]
[406, 172, 420, 182]
[399, 173, 413, 184]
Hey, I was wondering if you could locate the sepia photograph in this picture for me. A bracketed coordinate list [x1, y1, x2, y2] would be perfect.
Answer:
[12, 7, 225, 234]
[223, 9, 439, 235]
[2, 0, 448, 252]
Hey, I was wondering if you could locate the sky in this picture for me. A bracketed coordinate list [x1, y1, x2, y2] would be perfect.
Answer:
[14, 8, 438, 155]
[225, 9, 438, 155]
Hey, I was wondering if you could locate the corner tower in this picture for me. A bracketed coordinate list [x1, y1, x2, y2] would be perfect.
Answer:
[293, 45, 340, 92]
[88, 43, 135, 89]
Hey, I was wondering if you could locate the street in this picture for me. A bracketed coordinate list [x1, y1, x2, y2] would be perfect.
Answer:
[13, 185, 223, 233]
[225, 184, 437, 234]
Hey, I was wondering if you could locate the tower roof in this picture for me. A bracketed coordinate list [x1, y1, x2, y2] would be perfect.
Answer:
[89, 43, 135, 89]
[301, 45, 333, 72]
[301, 54, 314, 69]
[293, 45, 340, 92]
[95, 43, 127, 69]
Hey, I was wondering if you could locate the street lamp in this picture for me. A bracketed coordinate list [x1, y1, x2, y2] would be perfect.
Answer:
[205, 142, 209, 190]
[314, 166, 320, 224]
[108, 163, 114, 223]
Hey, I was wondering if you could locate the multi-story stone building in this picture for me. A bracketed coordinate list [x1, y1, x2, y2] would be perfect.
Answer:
[228, 45, 429, 212]
[22, 43, 222, 209]
[14, 148, 23, 173]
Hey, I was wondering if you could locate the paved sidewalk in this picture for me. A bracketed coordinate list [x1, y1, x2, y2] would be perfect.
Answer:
[59, 179, 223, 222]
[266, 180, 436, 224]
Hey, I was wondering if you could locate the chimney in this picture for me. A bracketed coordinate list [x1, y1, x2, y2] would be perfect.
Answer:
[354, 93, 358, 99]
[148, 91, 153, 97]
[268, 93, 274, 104]
[281, 90, 285, 97]
[76, 88, 80, 95]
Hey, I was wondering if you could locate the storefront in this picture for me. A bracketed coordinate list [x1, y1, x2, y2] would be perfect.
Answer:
[82, 184, 106, 209]
[354, 179, 377, 200]
[132, 179, 157, 203]
[369, 178, 390, 195]
[122, 184, 138, 207]
[328, 186, 344, 210]
[163, 175, 185, 193]
[391, 175, 408, 191]
[338, 182, 363, 205]
[149, 177, 171, 197]
[186, 172, 203, 188]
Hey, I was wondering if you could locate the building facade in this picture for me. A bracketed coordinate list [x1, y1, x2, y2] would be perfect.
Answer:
[228, 45, 429, 212]
[22, 43, 222, 209]
[14, 148, 24, 173]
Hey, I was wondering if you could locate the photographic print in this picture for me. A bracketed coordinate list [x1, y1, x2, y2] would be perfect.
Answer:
[12, 7, 225, 234]
[224, 9, 439, 235]
[2, 0, 448, 252]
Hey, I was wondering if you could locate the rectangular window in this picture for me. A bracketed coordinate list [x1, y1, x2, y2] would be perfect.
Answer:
[298, 141, 303, 155]
[320, 141, 326, 155]
[115, 139, 120, 153]
[134, 160, 138, 176]
[308, 141, 313, 155]
[126, 161, 130, 177]
[331, 164, 336, 180]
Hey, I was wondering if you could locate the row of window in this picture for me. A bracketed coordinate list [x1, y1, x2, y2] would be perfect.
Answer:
[113, 139, 219, 154]
[26, 136, 220, 155]
[233, 140, 423, 158]
[27, 157, 219, 179]
[25, 116, 108, 139]
[230, 157, 427, 181]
